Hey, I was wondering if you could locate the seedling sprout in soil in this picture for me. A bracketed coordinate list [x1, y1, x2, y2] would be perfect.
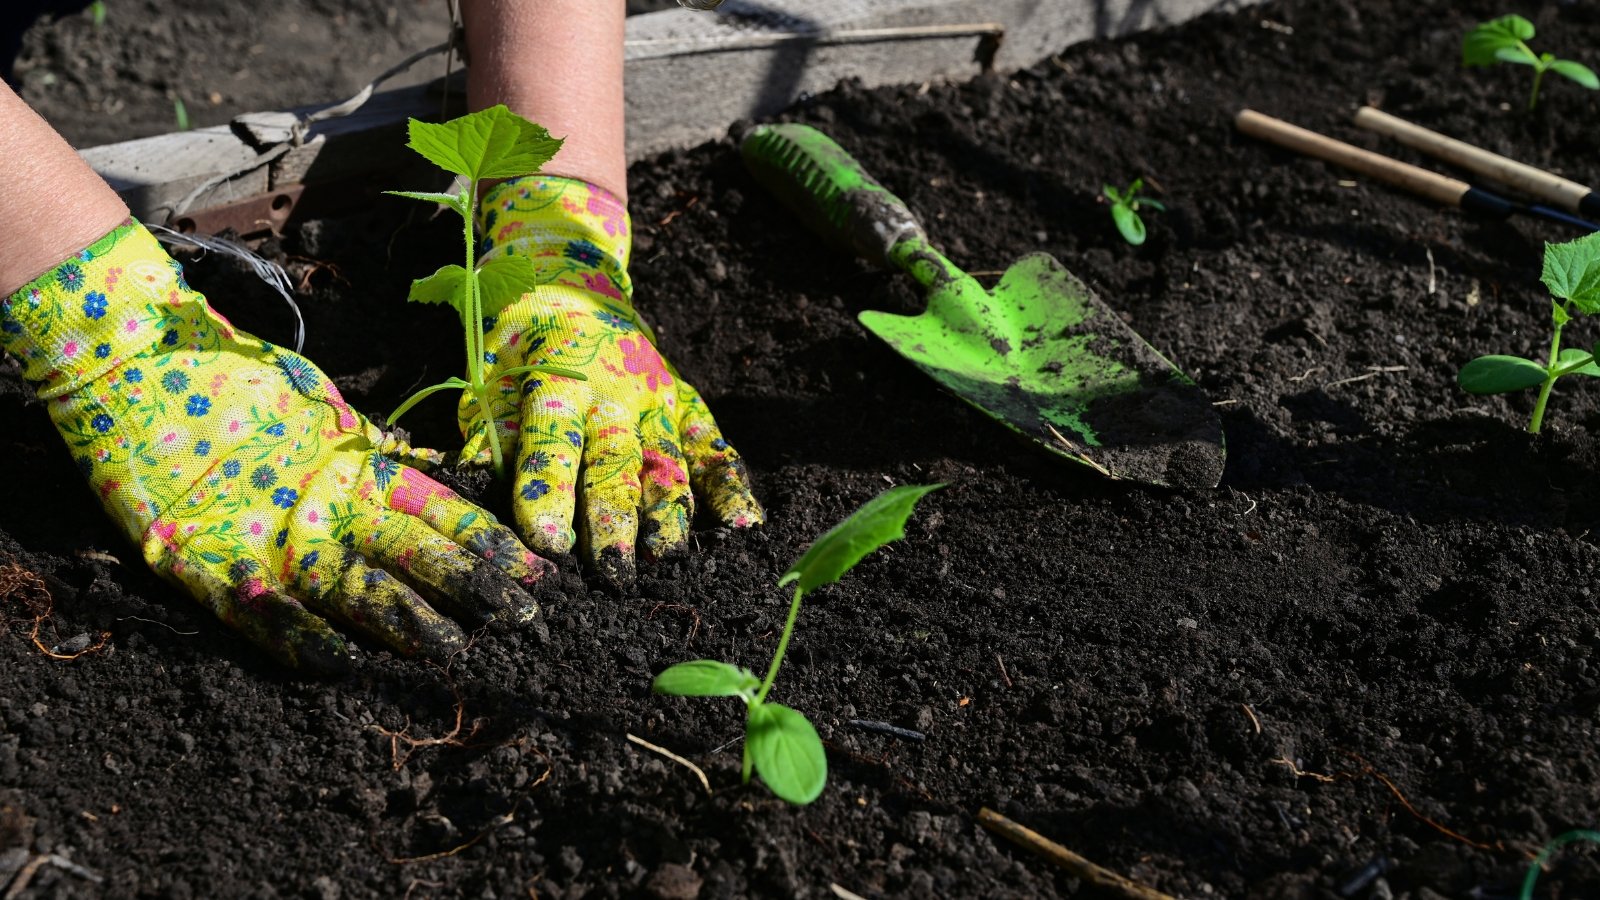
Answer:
[1102, 178, 1164, 246]
[1463, 14, 1599, 111]
[385, 105, 586, 477]
[651, 483, 943, 805]
[1460, 231, 1600, 433]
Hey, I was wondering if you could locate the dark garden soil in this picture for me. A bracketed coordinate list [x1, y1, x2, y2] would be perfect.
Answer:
[7, 0, 1600, 897]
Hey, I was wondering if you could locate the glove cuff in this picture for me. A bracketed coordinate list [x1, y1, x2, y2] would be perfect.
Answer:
[1, 221, 205, 399]
[478, 175, 634, 309]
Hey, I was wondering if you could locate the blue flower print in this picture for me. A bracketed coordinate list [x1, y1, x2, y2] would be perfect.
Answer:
[485, 351, 498, 365]
[185, 394, 211, 417]
[228, 559, 259, 581]
[162, 329, 180, 346]
[194, 440, 211, 456]
[264, 422, 285, 437]
[94, 343, 111, 358]
[594, 307, 634, 331]
[275, 528, 289, 548]
[76, 456, 93, 477]
[370, 454, 400, 492]
[711, 437, 729, 451]
[250, 465, 278, 490]
[521, 450, 551, 473]
[82, 292, 107, 320]
[271, 487, 298, 509]
[299, 550, 319, 570]
[274, 354, 320, 394]
[565, 430, 582, 448]
[520, 480, 550, 501]
[564, 239, 604, 268]
[55, 263, 84, 292]
[161, 370, 189, 394]
[124, 368, 143, 383]
[223, 460, 241, 478]
[91, 414, 114, 433]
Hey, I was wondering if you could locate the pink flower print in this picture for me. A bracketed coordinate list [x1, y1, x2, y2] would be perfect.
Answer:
[562, 197, 582, 216]
[307, 510, 319, 524]
[123, 318, 138, 334]
[249, 521, 264, 536]
[150, 520, 179, 553]
[105, 267, 121, 290]
[582, 272, 622, 300]
[586, 190, 628, 238]
[161, 431, 177, 444]
[618, 337, 672, 392]
[642, 449, 688, 489]
[388, 467, 456, 516]
[62, 341, 78, 358]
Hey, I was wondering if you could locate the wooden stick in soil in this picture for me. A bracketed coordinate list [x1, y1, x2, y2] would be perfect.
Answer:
[977, 808, 1176, 900]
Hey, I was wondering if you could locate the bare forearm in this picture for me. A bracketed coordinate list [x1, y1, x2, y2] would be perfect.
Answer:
[0, 83, 129, 294]
[461, 0, 627, 202]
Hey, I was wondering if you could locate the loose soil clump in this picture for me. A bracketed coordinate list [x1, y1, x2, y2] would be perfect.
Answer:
[5, 0, 1600, 897]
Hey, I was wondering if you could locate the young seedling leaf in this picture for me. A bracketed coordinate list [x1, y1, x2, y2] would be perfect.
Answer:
[476, 254, 541, 318]
[779, 483, 943, 595]
[1541, 232, 1600, 314]
[1494, 45, 1540, 67]
[1459, 355, 1549, 394]
[1102, 184, 1123, 204]
[746, 702, 827, 805]
[406, 106, 562, 183]
[652, 660, 761, 698]
[1111, 204, 1147, 245]
[1464, 14, 1535, 67]
[1550, 59, 1600, 89]
[1556, 347, 1600, 377]
[1141, 198, 1168, 212]
[496, 363, 589, 382]
[385, 190, 467, 214]
[408, 265, 469, 306]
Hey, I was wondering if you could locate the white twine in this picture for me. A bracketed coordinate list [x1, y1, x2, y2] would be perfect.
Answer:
[146, 223, 306, 354]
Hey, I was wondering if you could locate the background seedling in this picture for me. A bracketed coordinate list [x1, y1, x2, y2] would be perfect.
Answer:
[651, 483, 943, 805]
[1463, 14, 1599, 111]
[1102, 178, 1164, 246]
[1459, 231, 1600, 433]
[386, 105, 585, 477]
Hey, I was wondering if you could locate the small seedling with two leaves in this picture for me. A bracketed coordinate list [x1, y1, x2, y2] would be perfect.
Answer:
[1460, 231, 1600, 433]
[386, 105, 586, 477]
[1103, 178, 1164, 246]
[1463, 14, 1598, 111]
[651, 483, 943, 805]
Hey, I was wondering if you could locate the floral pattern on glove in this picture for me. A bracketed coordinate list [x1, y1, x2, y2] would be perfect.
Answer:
[3, 222, 554, 671]
[460, 176, 763, 587]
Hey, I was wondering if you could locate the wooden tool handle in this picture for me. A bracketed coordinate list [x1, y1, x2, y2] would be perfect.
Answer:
[1236, 109, 1471, 207]
[1354, 106, 1595, 216]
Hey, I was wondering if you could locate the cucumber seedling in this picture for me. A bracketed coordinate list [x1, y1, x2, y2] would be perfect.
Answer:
[1103, 178, 1165, 246]
[1463, 14, 1598, 111]
[651, 483, 943, 805]
[386, 105, 585, 477]
[1460, 231, 1600, 433]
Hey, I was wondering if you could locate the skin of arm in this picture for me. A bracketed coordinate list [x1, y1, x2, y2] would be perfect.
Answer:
[460, 0, 627, 202]
[0, 82, 131, 295]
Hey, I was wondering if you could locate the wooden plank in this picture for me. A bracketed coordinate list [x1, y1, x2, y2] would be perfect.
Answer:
[80, 126, 270, 222]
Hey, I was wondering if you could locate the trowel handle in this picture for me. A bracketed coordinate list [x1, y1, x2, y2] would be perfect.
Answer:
[741, 124, 928, 269]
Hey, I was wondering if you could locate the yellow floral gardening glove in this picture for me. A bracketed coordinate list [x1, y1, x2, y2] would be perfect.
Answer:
[1, 221, 555, 672]
[461, 176, 763, 587]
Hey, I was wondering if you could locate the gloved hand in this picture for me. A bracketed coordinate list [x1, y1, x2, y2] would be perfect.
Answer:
[1, 222, 554, 672]
[459, 176, 762, 586]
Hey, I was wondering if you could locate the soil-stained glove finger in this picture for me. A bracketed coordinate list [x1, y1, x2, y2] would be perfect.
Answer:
[384, 466, 554, 587]
[456, 372, 523, 468]
[310, 549, 465, 659]
[165, 548, 350, 675]
[637, 405, 694, 561]
[362, 506, 541, 626]
[577, 401, 644, 588]
[509, 376, 589, 557]
[677, 381, 764, 528]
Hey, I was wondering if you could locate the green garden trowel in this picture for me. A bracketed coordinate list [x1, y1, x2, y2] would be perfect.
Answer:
[740, 124, 1225, 489]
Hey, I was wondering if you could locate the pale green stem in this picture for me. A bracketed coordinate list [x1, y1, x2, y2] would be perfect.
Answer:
[1528, 314, 1565, 434]
[1529, 65, 1546, 111]
[461, 181, 507, 477]
[755, 585, 805, 705]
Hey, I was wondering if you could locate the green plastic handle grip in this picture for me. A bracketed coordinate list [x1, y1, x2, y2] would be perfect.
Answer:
[740, 124, 928, 269]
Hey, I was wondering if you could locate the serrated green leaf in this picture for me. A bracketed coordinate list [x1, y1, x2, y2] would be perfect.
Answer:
[384, 190, 467, 214]
[1464, 15, 1535, 67]
[476, 254, 540, 318]
[652, 660, 760, 698]
[408, 265, 468, 307]
[405, 106, 562, 183]
[1111, 204, 1146, 246]
[778, 484, 942, 595]
[1459, 355, 1549, 394]
[1494, 45, 1541, 67]
[1556, 347, 1600, 377]
[1551, 59, 1600, 90]
[1542, 232, 1600, 314]
[747, 702, 827, 805]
